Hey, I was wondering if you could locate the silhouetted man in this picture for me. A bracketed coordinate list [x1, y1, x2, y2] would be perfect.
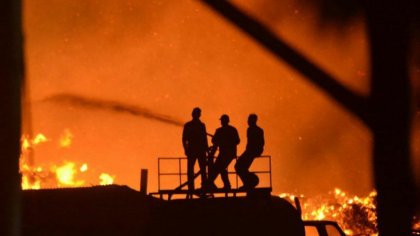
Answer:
[182, 107, 209, 192]
[207, 114, 240, 190]
[235, 114, 264, 190]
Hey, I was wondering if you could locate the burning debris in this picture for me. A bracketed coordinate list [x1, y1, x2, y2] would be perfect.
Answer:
[281, 188, 377, 235]
[20, 131, 115, 189]
[281, 188, 420, 235]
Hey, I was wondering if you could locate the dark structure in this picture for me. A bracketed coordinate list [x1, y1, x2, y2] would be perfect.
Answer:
[0, 1, 24, 235]
[22, 185, 304, 236]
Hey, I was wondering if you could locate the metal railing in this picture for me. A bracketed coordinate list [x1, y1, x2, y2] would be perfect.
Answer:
[157, 155, 272, 192]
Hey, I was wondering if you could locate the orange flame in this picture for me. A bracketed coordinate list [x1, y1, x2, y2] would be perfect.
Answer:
[20, 130, 116, 189]
[54, 162, 85, 187]
[59, 129, 73, 148]
[99, 173, 115, 185]
[280, 188, 378, 235]
[80, 163, 88, 172]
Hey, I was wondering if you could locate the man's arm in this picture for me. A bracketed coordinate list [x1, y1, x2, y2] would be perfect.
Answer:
[212, 129, 219, 147]
[260, 128, 265, 147]
[256, 128, 264, 155]
[203, 124, 209, 149]
[234, 128, 240, 145]
[182, 125, 189, 155]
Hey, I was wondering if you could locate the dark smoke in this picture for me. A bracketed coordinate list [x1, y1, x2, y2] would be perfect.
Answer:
[42, 93, 184, 127]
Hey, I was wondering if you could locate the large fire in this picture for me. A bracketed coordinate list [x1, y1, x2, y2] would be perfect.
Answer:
[20, 130, 115, 190]
[280, 189, 420, 235]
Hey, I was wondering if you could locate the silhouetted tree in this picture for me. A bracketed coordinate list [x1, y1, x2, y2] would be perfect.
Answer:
[0, 0, 24, 235]
[200, 0, 417, 235]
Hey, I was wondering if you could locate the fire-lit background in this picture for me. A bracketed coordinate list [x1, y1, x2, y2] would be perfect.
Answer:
[22, 0, 419, 201]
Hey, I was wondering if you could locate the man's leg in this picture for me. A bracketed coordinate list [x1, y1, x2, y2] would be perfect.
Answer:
[219, 155, 235, 189]
[207, 154, 230, 188]
[235, 151, 254, 187]
[187, 156, 197, 191]
[220, 169, 231, 189]
[197, 152, 207, 188]
[207, 156, 220, 184]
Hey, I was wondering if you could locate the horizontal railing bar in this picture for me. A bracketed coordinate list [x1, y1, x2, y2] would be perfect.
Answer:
[159, 171, 269, 175]
[159, 173, 188, 176]
[158, 156, 271, 159]
[157, 155, 272, 193]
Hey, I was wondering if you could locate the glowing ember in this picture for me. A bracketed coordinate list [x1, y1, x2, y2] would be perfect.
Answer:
[54, 162, 85, 187]
[21, 133, 48, 151]
[413, 218, 420, 231]
[59, 129, 73, 148]
[20, 131, 116, 189]
[21, 165, 42, 190]
[99, 173, 115, 185]
[33, 134, 48, 145]
[80, 163, 88, 172]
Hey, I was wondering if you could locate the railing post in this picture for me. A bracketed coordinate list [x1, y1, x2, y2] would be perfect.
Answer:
[235, 156, 239, 189]
[140, 169, 148, 195]
[178, 158, 182, 186]
[269, 156, 272, 189]
[158, 158, 161, 191]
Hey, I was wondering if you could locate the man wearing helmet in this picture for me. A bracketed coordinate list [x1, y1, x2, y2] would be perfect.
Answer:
[207, 114, 240, 190]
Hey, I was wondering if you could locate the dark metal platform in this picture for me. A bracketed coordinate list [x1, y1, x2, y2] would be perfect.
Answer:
[150, 187, 272, 200]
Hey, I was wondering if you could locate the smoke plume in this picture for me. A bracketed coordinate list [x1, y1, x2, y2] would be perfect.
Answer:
[42, 93, 184, 127]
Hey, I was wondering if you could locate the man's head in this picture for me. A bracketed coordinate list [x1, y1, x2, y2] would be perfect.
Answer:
[220, 114, 229, 126]
[248, 114, 258, 126]
[192, 107, 201, 120]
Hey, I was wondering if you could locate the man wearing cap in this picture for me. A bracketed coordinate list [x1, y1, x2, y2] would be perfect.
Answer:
[182, 107, 209, 192]
[235, 114, 264, 190]
[207, 114, 240, 190]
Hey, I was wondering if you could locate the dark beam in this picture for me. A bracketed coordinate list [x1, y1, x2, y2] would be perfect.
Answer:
[0, 0, 24, 235]
[200, 0, 371, 126]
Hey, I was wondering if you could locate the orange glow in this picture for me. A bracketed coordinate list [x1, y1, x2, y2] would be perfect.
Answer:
[33, 133, 48, 145]
[99, 173, 115, 185]
[414, 219, 420, 231]
[80, 163, 88, 172]
[22, 0, 418, 223]
[59, 129, 73, 148]
[22, 0, 377, 195]
[21, 133, 48, 151]
[281, 188, 378, 235]
[54, 162, 84, 187]
[20, 132, 116, 189]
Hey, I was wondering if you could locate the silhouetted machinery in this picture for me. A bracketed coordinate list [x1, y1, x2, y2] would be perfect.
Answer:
[22, 185, 305, 236]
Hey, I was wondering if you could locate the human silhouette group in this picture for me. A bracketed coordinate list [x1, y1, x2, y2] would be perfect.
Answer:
[182, 107, 264, 193]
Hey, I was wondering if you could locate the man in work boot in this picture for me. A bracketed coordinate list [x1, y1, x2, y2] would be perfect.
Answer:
[207, 114, 240, 191]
